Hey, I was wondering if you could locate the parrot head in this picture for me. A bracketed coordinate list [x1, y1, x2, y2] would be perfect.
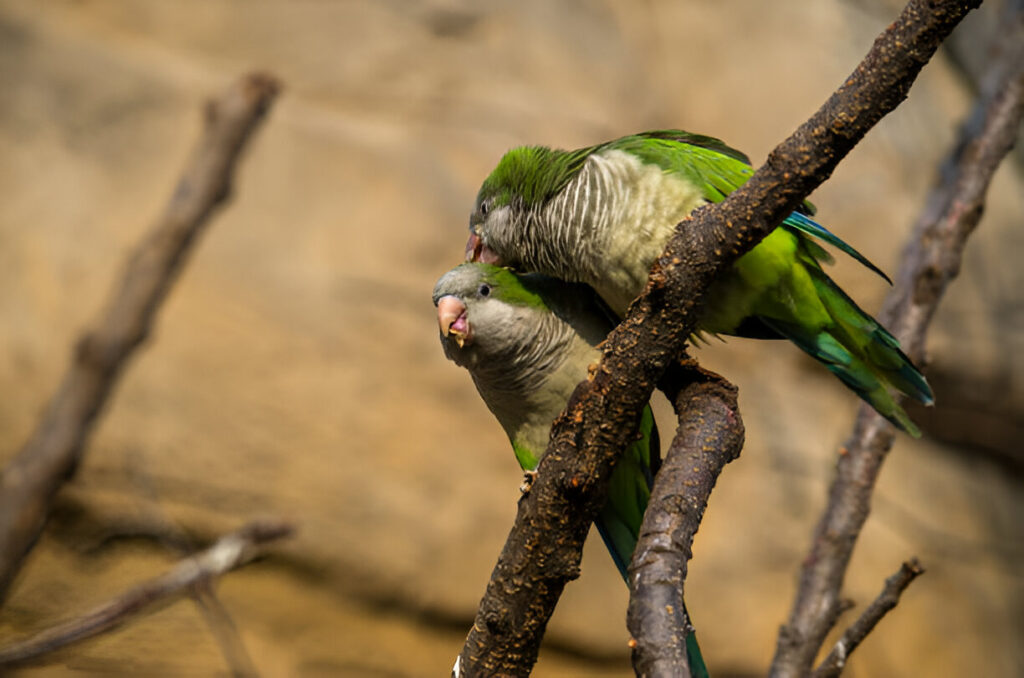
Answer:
[465, 145, 584, 269]
[433, 262, 550, 370]
[465, 176, 516, 268]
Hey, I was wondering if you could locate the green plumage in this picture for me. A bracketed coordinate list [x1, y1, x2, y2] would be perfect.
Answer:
[468, 130, 933, 435]
[433, 263, 708, 678]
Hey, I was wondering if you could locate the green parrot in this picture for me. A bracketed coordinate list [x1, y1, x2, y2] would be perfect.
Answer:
[433, 262, 709, 678]
[464, 130, 933, 435]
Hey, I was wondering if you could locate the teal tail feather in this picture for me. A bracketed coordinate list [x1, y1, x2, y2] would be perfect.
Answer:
[760, 264, 933, 436]
[595, 406, 711, 678]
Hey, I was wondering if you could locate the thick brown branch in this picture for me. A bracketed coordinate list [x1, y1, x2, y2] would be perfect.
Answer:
[626, 362, 744, 677]
[810, 559, 926, 678]
[0, 520, 294, 668]
[455, 2, 978, 675]
[770, 12, 1023, 677]
[0, 73, 280, 601]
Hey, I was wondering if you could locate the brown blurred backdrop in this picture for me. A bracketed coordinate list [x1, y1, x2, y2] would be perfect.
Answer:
[0, 1, 1021, 676]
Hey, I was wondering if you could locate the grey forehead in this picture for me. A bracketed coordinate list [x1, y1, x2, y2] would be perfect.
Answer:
[431, 265, 483, 304]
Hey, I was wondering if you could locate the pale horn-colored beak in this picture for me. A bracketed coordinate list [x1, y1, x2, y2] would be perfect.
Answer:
[437, 295, 470, 347]
[465, 233, 501, 264]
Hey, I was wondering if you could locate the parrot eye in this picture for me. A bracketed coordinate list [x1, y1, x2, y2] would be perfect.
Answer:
[478, 283, 491, 297]
[479, 200, 490, 217]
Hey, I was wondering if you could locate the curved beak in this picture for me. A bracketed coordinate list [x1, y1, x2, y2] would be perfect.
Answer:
[465, 233, 502, 264]
[437, 295, 471, 347]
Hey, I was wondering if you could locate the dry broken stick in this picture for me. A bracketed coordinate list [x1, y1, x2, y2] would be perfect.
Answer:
[0, 520, 294, 668]
[626, 362, 744, 677]
[454, 1, 979, 675]
[811, 559, 925, 678]
[0, 72, 280, 602]
[121, 457, 261, 678]
[770, 14, 1024, 678]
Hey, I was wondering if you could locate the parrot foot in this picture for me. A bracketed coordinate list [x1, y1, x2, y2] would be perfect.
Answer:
[520, 470, 538, 494]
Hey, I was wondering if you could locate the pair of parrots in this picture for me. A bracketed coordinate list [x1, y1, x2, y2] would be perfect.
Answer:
[432, 130, 933, 676]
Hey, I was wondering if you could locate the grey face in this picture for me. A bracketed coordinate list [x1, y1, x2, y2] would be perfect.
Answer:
[433, 266, 520, 371]
[467, 196, 516, 267]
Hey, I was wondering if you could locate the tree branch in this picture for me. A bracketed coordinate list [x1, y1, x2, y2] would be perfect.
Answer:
[455, 2, 979, 675]
[0, 72, 281, 602]
[810, 559, 925, 678]
[770, 12, 1024, 677]
[626, 362, 744, 677]
[0, 520, 294, 668]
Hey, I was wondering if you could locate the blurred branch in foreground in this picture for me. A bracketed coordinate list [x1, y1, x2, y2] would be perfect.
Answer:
[0, 520, 294, 669]
[454, 1, 979, 675]
[771, 10, 1024, 676]
[0, 72, 281, 602]
[626, 361, 744, 676]
[943, 0, 1024, 168]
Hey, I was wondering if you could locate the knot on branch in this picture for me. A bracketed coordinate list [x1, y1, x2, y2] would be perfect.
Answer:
[482, 609, 511, 636]
[205, 72, 281, 127]
[74, 331, 123, 374]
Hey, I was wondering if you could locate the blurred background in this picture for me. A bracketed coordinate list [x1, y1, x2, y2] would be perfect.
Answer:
[0, 0, 1021, 676]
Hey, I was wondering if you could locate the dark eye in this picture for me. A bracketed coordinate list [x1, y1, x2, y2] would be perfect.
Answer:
[479, 201, 489, 217]
[478, 283, 491, 297]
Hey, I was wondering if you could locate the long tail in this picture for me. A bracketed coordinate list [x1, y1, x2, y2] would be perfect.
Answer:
[595, 406, 711, 678]
[760, 263, 934, 436]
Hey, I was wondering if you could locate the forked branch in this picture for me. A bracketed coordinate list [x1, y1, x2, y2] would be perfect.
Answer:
[0, 520, 294, 668]
[771, 11, 1024, 676]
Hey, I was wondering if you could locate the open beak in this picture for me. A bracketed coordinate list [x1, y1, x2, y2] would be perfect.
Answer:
[465, 232, 501, 264]
[437, 295, 471, 348]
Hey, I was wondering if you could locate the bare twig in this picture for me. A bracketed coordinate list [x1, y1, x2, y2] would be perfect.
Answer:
[455, 2, 979, 675]
[124, 455, 261, 678]
[626, 362, 744, 677]
[943, 0, 1024, 168]
[770, 13, 1024, 677]
[0, 520, 294, 668]
[810, 559, 926, 678]
[194, 583, 262, 678]
[0, 72, 281, 601]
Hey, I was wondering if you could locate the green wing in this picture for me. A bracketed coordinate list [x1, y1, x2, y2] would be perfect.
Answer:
[608, 130, 890, 281]
[608, 130, 931, 434]
[593, 405, 710, 678]
[594, 404, 659, 576]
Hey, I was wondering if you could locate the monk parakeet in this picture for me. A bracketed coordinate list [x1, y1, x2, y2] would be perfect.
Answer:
[464, 130, 933, 435]
[433, 262, 709, 678]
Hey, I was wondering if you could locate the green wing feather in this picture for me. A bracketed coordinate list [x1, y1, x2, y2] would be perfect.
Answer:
[609, 131, 890, 281]
[592, 406, 709, 678]
[593, 405, 659, 576]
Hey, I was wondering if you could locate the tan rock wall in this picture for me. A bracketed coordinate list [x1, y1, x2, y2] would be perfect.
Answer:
[1, 1, 1020, 676]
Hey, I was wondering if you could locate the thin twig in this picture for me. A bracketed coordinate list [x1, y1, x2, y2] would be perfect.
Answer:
[626, 362, 744, 677]
[0, 520, 294, 668]
[124, 454, 261, 678]
[770, 11, 1024, 677]
[193, 583, 262, 678]
[811, 559, 926, 678]
[0, 72, 281, 602]
[455, 2, 979, 675]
